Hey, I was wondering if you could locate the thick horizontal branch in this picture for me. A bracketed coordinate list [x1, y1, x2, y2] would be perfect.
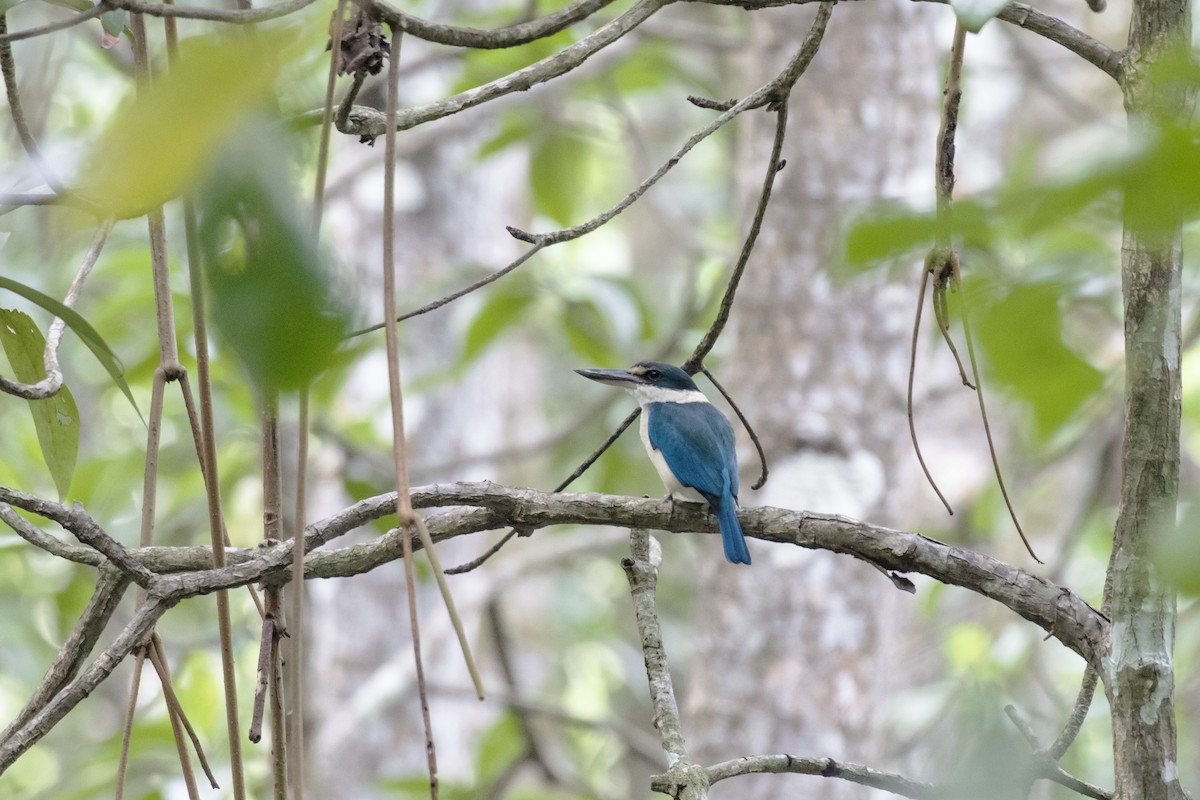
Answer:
[357, 0, 620, 49]
[0, 481, 1109, 667]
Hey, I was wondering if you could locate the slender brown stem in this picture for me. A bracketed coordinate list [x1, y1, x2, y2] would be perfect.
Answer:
[287, 388, 310, 796]
[150, 634, 218, 789]
[957, 278, 1041, 563]
[146, 641, 202, 800]
[268, 590, 288, 799]
[181, 135, 247, 800]
[909, 262, 954, 515]
[381, 27, 439, 798]
[313, 0, 347, 231]
[113, 648, 147, 800]
[0, 13, 65, 193]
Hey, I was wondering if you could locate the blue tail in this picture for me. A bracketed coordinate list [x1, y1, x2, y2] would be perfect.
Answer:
[714, 473, 750, 565]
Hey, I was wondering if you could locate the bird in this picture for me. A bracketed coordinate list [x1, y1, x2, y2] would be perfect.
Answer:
[575, 361, 750, 565]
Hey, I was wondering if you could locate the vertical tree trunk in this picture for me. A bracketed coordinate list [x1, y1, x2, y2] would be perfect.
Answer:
[1105, 0, 1190, 796]
[685, 5, 945, 797]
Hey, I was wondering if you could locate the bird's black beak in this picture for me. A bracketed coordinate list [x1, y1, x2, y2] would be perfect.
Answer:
[575, 367, 643, 387]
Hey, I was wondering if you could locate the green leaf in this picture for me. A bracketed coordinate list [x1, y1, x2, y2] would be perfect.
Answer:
[948, 0, 1009, 32]
[474, 713, 524, 785]
[970, 282, 1105, 439]
[843, 205, 938, 268]
[476, 112, 535, 161]
[198, 127, 352, 392]
[842, 202, 992, 271]
[561, 301, 614, 364]
[462, 289, 532, 362]
[0, 276, 140, 419]
[0, 309, 80, 499]
[99, 8, 126, 39]
[80, 30, 291, 217]
[531, 131, 589, 227]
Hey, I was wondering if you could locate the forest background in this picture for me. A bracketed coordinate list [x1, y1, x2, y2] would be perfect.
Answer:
[0, 0, 1197, 796]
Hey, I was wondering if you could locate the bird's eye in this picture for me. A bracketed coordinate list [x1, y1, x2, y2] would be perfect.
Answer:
[646, 369, 661, 380]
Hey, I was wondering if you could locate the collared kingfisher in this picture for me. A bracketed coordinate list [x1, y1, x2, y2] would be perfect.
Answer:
[575, 361, 751, 565]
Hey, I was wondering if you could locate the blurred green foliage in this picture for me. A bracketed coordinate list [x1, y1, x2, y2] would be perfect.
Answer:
[2, 0, 1200, 798]
[81, 31, 292, 218]
[198, 125, 352, 392]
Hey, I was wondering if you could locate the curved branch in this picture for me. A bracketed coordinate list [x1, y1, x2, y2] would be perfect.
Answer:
[0, 566, 130, 746]
[358, 0, 621, 49]
[0, 480, 1108, 666]
[337, 0, 670, 137]
[0, 593, 171, 773]
[688, 0, 1122, 82]
[655, 752, 1112, 800]
[991, 1, 1121, 80]
[0, 5, 105, 44]
[105, 0, 320, 23]
[655, 755, 946, 799]
[0, 219, 112, 401]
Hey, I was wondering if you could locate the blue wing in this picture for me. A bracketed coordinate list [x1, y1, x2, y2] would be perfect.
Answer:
[647, 401, 749, 564]
[646, 402, 739, 503]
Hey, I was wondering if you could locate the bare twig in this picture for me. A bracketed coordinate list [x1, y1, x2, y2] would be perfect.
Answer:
[0, 594, 173, 773]
[445, 529, 520, 574]
[150, 634, 218, 788]
[104, 0, 319, 23]
[0, 491, 156, 585]
[359, 0, 618, 49]
[0, 5, 106, 45]
[907, 21, 966, 516]
[957, 275, 1041, 562]
[332, 0, 668, 138]
[699, 366, 768, 490]
[623, 529, 708, 799]
[908, 265, 955, 515]
[1045, 665, 1098, 760]
[0, 13, 65, 193]
[0, 219, 114, 400]
[0, 566, 128, 744]
[349, 242, 547, 337]
[689, 0, 1122, 80]
[249, 601, 279, 744]
[146, 639, 204, 799]
[1004, 704, 1112, 800]
[0, 503, 99, 566]
[657, 754, 946, 798]
[113, 648, 147, 800]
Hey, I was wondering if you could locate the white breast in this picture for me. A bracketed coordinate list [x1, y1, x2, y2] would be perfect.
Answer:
[638, 409, 706, 503]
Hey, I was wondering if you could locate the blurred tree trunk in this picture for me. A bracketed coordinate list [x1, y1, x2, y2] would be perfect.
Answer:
[1104, 0, 1189, 794]
[685, 5, 945, 797]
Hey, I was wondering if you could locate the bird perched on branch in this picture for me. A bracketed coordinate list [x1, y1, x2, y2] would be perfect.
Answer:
[575, 361, 750, 565]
